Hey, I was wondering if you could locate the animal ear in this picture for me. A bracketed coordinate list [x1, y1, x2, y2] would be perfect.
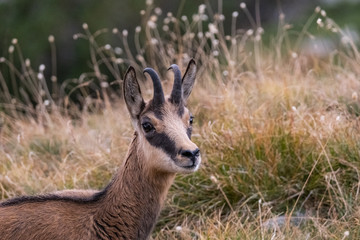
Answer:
[123, 66, 145, 120]
[182, 59, 197, 101]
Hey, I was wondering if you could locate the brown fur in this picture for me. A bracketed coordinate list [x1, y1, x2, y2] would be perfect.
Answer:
[0, 61, 199, 240]
[0, 134, 175, 240]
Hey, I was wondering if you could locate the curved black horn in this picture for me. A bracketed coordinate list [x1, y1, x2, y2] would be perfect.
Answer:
[143, 68, 165, 106]
[168, 64, 182, 105]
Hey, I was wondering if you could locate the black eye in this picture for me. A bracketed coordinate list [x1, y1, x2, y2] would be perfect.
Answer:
[189, 116, 194, 125]
[142, 122, 154, 133]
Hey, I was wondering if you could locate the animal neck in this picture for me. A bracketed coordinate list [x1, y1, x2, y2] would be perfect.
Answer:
[93, 133, 175, 239]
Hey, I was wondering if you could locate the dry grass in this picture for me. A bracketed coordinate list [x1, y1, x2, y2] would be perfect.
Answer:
[1, 1, 360, 239]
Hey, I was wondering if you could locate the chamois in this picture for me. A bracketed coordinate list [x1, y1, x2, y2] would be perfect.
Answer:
[0, 60, 201, 240]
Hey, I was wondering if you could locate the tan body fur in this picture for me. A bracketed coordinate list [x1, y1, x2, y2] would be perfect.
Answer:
[0, 135, 175, 239]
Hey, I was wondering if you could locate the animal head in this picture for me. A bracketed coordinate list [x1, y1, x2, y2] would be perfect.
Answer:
[123, 60, 201, 174]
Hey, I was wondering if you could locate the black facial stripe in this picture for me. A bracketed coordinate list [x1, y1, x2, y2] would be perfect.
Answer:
[145, 132, 177, 158]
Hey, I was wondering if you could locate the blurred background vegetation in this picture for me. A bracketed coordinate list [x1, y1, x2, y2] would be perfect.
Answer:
[1, 0, 359, 82]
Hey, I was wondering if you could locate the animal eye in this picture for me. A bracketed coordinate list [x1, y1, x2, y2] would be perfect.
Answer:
[142, 122, 154, 133]
[189, 116, 194, 125]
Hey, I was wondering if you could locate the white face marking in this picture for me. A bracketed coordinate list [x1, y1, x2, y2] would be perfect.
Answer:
[138, 101, 201, 174]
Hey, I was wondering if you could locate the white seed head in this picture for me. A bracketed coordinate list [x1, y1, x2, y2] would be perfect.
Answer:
[150, 38, 158, 45]
[320, 115, 325, 122]
[112, 28, 119, 34]
[140, 10, 146, 15]
[192, 14, 200, 22]
[246, 29, 254, 36]
[320, 10, 326, 17]
[315, 6, 321, 13]
[201, 15, 209, 22]
[122, 29, 128, 37]
[291, 52, 298, 58]
[208, 23, 218, 34]
[198, 4, 206, 14]
[175, 226, 182, 232]
[352, 92, 358, 101]
[167, 12, 173, 18]
[219, 14, 225, 21]
[232, 11, 239, 18]
[37, 73, 44, 80]
[205, 31, 211, 38]
[222, 70, 229, 76]
[8, 45, 14, 53]
[44, 99, 50, 106]
[291, 106, 297, 112]
[316, 18, 324, 27]
[197, 32, 204, 38]
[51, 76, 57, 82]
[240, 2, 246, 9]
[100, 82, 109, 88]
[212, 39, 219, 46]
[39, 64, 46, 72]
[135, 26, 141, 33]
[150, 15, 157, 23]
[257, 27, 264, 34]
[154, 7, 162, 15]
[212, 50, 219, 56]
[0, 57, 5, 63]
[48, 35, 55, 43]
[181, 15, 188, 21]
[82, 23, 88, 30]
[25, 58, 30, 67]
[336, 115, 341, 121]
[73, 34, 79, 40]
[146, 0, 153, 6]
[114, 47, 123, 55]
[162, 25, 169, 32]
[163, 17, 170, 24]
[147, 21, 157, 29]
[11, 38, 18, 45]
[104, 44, 111, 50]
[225, 35, 231, 40]
[344, 231, 350, 237]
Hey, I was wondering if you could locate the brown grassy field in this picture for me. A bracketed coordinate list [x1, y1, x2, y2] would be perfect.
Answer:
[1, 2, 360, 239]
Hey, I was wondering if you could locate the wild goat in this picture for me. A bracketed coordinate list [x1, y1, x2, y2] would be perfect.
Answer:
[0, 60, 201, 240]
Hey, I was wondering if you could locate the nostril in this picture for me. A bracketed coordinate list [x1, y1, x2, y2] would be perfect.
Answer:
[181, 150, 194, 158]
[181, 148, 200, 159]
